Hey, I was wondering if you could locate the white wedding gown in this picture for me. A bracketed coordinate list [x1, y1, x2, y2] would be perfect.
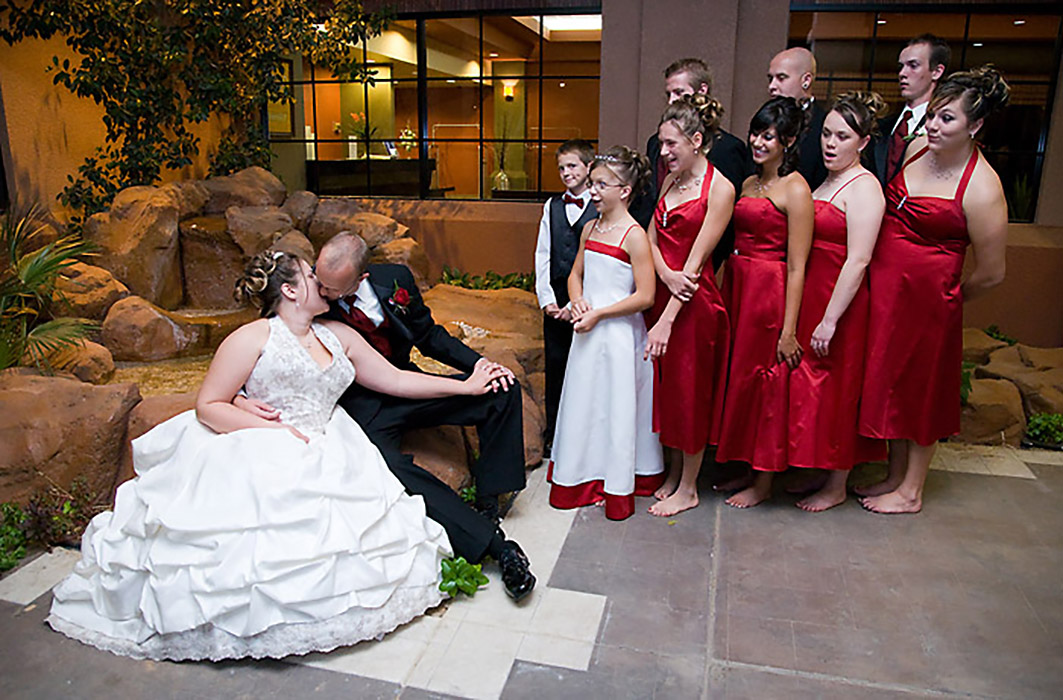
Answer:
[47, 316, 451, 661]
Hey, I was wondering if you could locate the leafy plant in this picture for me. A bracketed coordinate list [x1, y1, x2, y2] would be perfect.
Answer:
[1007, 173, 1034, 222]
[439, 556, 489, 597]
[0, 503, 28, 572]
[1025, 413, 1063, 446]
[960, 361, 977, 406]
[22, 477, 102, 547]
[0, 207, 98, 371]
[1, 1, 389, 225]
[459, 484, 477, 505]
[984, 324, 1017, 346]
[440, 265, 533, 292]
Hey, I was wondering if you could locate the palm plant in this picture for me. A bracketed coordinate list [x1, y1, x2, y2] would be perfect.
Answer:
[0, 206, 98, 371]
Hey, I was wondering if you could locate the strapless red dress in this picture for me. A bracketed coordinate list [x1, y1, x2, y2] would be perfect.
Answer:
[646, 165, 730, 454]
[859, 147, 978, 446]
[789, 175, 886, 470]
[716, 197, 790, 472]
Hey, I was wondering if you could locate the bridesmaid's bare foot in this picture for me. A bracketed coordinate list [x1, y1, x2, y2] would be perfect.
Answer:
[796, 488, 846, 512]
[713, 471, 753, 493]
[787, 470, 828, 495]
[725, 480, 771, 508]
[649, 489, 698, 516]
[654, 474, 680, 501]
[852, 477, 902, 498]
[859, 491, 922, 514]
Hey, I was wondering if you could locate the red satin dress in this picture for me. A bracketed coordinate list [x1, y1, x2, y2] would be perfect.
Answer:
[716, 197, 790, 472]
[859, 147, 978, 446]
[789, 174, 887, 470]
[646, 165, 730, 454]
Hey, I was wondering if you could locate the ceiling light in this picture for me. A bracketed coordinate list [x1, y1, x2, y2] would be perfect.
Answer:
[973, 42, 984, 47]
[541, 15, 602, 32]
[559, 81, 566, 88]
[489, 52, 499, 58]
[877, 19, 886, 25]
[1014, 19, 1026, 25]
[446, 79, 456, 84]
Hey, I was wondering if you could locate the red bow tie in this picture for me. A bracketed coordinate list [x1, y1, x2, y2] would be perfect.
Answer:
[563, 193, 585, 208]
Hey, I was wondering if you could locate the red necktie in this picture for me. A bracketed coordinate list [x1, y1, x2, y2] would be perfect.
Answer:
[886, 110, 912, 182]
[339, 301, 392, 358]
[563, 193, 585, 208]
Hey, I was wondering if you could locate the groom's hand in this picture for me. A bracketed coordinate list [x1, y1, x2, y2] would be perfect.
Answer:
[475, 357, 516, 392]
[234, 395, 281, 421]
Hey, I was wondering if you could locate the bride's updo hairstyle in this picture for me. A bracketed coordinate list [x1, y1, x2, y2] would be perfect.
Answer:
[929, 64, 1010, 129]
[749, 96, 808, 177]
[830, 90, 887, 140]
[659, 92, 724, 155]
[234, 250, 302, 317]
[593, 145, 652, 199]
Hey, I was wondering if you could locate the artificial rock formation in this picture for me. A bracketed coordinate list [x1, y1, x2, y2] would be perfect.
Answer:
[40, 341, 116, 385]
[224, 205, 295, 257]
[962, 328, 1008, 365]
[271, 230, 316, 262]
[370, 238, 432, 291]
[53, 262, 129, 320]
[959, 378, 1026, 446]
[0, 370, 139, 504]
[281, 190, 319, 232]
[202, 166, 287, 214]
[179, 215, 246, 309]
[102, 296, 204, 361]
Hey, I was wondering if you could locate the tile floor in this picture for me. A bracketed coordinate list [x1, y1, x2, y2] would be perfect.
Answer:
[2, 442, 1062, 699]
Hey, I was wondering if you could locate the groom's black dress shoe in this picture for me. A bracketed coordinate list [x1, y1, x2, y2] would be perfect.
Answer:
[474, 495, 501, 525]
[497, 540, 535, 601]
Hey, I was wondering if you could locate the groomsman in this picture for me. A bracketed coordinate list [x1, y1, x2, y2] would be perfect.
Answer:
[633, 57, 752, 271]
[873, 34, 950, 185]
[767, 47, 828, 190]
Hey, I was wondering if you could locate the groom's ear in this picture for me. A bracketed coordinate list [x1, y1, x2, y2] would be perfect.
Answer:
[359, 272, 370, 282]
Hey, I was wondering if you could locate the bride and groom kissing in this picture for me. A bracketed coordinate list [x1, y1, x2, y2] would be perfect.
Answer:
[46, 232, 535, 662]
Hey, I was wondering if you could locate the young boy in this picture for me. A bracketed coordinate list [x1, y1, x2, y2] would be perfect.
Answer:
[534, 139, 597, 457]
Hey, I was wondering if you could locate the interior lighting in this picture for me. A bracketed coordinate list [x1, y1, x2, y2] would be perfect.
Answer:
[1014, 19, 1026, 25]
[541, 15, 602, 32]
[973, 42, 984, 47]
[877, 19, 887, 25]
[559, 81, 566, 88]
[489, 52, 499, 58]
[502, 79, 518, 101]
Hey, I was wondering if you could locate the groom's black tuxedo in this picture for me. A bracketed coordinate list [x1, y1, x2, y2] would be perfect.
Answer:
[329, 263, 526, 563]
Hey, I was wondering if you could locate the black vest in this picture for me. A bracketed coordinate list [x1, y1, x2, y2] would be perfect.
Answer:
[548, 195, 598, 306]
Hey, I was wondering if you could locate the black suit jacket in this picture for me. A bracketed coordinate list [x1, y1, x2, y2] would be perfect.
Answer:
[871, 110, 925, 186]
[634, 129, 753, 270]
[331, 263, 482, 423]
[797, 101, 828, 190]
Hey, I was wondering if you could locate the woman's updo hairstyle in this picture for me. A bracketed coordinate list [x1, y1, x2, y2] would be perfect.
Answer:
[749, 96, 808, 177]
[234, 250, 302, 317]
[593, 145, 652, 198]
[830, 90, 887, 139]
[929, 64, 1010, 127]
[659, 93, 724, 153]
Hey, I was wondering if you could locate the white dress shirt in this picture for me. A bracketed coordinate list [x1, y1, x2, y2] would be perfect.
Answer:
[337, 277, 386, 327]
[534, 189, 592, 309]
[891, 101, 928, 137]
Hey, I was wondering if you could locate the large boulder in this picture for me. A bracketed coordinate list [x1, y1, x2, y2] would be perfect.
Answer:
[281, 190, 319, 233]
[308, 203, 407, 251]
[225, 205, 295, 257]
[53, 262, 129, 320]
[202, 166, 287, 214]
[271, 230, 316, 262]
[369, 238, 431, 290]
[401, 425, 472, 493]
[84, 186, 183, 310]
[33, 340, 115, 385]
[158, 181, 211, 219]
[102, 296, 204, 361]
[1010, 369, 1063, 417]
[976, 345, 1026, 382]
[168, 307, 259, 353]
[959, 378, 1026, 446]
[179, 215, 246, 309]
[1018, 344, 1063, 372]
[962, 328, 1008, 365]
[128, 392, 198, 442]
[0, 370, 140, 505]
[521, 390, 545, 466]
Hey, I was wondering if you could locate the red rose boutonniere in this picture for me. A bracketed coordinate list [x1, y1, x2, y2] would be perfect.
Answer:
[389, 281, 411, 314]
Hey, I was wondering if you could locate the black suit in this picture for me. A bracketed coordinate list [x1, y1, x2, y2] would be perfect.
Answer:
[331, 264, 526, 563]
[797, 100, 828, 191]
[633, 129, 753, 271]
[871, 110, 926, 187]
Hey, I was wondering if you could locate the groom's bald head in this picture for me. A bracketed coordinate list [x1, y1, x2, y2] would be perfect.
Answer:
[315, 232, 370, 300]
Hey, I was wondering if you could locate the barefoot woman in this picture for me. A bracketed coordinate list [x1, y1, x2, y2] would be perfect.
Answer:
[788, 92, 888, 512]
[858, 66, 1010, 514]
[715, 97, 813, 508]
[644, 94, 735, 517]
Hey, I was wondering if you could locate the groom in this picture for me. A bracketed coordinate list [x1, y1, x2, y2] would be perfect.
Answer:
[312, 232, 535, 600]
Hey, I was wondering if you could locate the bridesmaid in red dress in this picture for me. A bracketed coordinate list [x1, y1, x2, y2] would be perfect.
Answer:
[716, 97, 813, 508]
[788, 92, 888, 512]
[644, 94, 735, 517]
[858, 66, 1010, 514]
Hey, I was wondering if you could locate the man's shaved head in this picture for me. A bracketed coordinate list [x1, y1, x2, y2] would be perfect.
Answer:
[768, 47, 816, 99]
[315, 232, 370, 300]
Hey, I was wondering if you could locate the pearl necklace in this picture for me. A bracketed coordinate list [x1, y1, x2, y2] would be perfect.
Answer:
[674, 171, 703, 193]
[752, 176, 774, 195]
[594, 217, 623, 236]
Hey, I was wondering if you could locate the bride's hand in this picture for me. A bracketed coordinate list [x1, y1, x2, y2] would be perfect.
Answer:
[282, 423, 309, 443]
[234, 395, 280, 421]
[464, 360, 509, 395]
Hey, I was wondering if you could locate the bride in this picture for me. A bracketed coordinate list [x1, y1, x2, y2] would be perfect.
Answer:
[47, 250, 508, 662]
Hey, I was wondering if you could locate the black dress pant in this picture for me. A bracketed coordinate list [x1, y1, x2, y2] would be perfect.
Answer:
[341, 383, 525, 563]
[543, 314, 574, 446]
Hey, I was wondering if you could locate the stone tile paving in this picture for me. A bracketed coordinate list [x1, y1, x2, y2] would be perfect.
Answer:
[2, 444, 1062, 699]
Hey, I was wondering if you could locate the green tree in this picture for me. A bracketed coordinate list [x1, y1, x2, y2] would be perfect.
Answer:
[1, 1, 387, 225]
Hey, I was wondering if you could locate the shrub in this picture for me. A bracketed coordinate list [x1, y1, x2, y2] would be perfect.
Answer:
[440, 265, 533, 292]
[984, 324, 1017, 346]
[1026, 413, 1063, 446]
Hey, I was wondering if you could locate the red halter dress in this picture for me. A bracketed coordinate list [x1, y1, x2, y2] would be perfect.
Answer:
[646, 165, 731, 455]
[859, 146, 979, 446]
[789, 173, 886, 470]
[716, 196, 791, 472]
